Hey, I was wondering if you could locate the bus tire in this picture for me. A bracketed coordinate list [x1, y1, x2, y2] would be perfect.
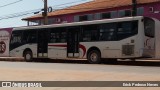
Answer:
[87, 50, 101, 64]
[24, 51, 33, 62]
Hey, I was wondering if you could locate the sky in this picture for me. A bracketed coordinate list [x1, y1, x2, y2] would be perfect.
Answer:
[0, 0, 91, 28]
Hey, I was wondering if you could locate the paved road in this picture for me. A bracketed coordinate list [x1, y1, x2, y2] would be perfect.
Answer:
[0, 60, 160, 90]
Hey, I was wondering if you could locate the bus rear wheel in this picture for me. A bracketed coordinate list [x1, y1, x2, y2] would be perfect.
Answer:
[87, 50, 101, 64]
[24, 51, 33, 62]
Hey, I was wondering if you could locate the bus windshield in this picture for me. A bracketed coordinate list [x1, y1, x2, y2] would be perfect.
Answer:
[144, 17, 155, 38]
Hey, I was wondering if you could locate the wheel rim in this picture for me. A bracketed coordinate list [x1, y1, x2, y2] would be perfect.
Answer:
[26, 53, 31, 60]
[90, 53, 98, 62]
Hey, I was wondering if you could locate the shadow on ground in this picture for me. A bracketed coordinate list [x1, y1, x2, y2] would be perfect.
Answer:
[1, 57, 160, 67]
[33, 58, 160, 67]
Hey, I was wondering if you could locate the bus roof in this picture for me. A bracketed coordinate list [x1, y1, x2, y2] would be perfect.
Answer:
[14, 16, 144, 31]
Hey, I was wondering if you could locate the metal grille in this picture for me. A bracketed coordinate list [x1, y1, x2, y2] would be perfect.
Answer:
[122, 45, 134, 56]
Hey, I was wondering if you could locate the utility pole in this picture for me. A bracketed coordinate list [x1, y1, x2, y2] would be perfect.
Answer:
[43, 0, 48, 25]
[132, 0, 137, 16]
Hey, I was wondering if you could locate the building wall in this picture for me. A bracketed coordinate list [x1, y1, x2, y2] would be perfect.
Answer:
[70, 2, 160, 21]
[143, 2, 160, 20]
[28, 2, 160, 26]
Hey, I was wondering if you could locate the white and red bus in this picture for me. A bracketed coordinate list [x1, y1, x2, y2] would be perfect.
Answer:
[6, 16, 160, 63]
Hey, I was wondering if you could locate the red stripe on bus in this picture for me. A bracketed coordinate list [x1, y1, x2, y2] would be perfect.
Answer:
[48, 44, 67, 47]
[79, 44, 86, 57]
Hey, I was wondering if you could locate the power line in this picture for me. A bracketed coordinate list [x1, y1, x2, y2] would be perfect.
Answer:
[0, 12, 32, 20]
[0, 9, 40, 20]
[0, 0, 94, 20]
[0, 0, 23, 8]
[53, 0, 88, 7]
[0, 6, 107, 20]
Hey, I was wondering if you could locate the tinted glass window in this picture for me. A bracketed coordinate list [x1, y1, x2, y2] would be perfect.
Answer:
[119, 10, 125, 17]
[74, 15, 79, 22]
[88, 14, 93, 21]
[10, 31, 23, 45]
[117, 21, 138, 40]
[95, 13, 101, 20]
[79, 15, 88, 21]
[100, 23, 117, 41]
[79, 14, 94, 21]
[119, 10, 131, 17]
[49, 28, 67, 43]
[82, 25, 99, 42]
[80, 21, 138, 42]
[111, 11, 117, 18]
[125, 10, 131, 17]
[23, 30, 37, 43]
[102, 12, 111, 19]
[10, 30, 23, 50]
[137, 7, 144, 15]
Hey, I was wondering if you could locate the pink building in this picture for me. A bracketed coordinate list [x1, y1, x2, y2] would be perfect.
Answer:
[22, 0, 160, 26]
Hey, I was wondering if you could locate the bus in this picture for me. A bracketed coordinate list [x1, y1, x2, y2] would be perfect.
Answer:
[9, 16, 160, 64]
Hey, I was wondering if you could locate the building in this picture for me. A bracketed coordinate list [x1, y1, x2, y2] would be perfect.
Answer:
[22, 0, 160, 26]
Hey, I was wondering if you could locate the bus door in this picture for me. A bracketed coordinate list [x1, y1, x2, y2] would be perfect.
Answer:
[67, 27, 79, 58]
[37, 29, 48, 57]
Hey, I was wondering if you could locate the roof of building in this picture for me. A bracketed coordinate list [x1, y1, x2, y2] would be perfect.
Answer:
[22, 0, 160, 20]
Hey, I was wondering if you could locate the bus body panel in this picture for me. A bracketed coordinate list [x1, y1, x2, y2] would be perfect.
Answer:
[155, 19, 160, 58]
[142, 18, 157, 58]
[0, 28, 12, 57]
[10, 44, 37, 58]
[48, 43, 67, 59]
[80, 36, 143, 59]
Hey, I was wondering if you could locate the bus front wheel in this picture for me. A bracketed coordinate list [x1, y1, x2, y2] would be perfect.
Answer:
[24, 51, 33, 62]
[87, 50, 101, 64]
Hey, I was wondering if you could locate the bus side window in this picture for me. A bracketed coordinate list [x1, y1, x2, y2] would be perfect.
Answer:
[10, 30, 23, 50]
[82, 24, 99, 42]
[50, 32, 60, 43]
[49, 28, 67, 43]
[27, 31, 37, 43]
[10, 31, 23, 44]
[117, 21, 138, 40]
[23, 30, 37, 43]
[100, 23, 117, 41]
[50, 32, 56, 43]
[60, 32, 67, 42]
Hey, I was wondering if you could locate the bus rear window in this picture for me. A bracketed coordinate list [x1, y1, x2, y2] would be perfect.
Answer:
[144, 18, 155, 38]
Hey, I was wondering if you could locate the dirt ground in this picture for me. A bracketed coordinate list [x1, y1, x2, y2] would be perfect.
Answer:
[0, 67, 160, 90]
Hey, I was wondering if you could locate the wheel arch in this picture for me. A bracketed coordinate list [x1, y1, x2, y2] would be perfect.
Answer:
[87, 47, 101, 58]
[23, 48, 33, 57]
